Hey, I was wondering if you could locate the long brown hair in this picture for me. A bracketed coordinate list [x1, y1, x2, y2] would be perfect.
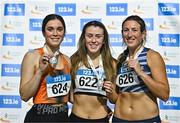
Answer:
[71, 21, 116, 82]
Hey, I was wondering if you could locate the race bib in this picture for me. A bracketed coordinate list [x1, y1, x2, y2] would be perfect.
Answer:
[46, 74, 71, 97]
[75, 69, 105, 90]
[116, 70, 139, 87]
[75, 69, 99, 90]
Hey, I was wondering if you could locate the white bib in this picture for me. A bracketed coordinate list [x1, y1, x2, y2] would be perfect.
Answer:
[74, 68, 106, 96]
[116, 69, 139, 87]
[46, 74, 71, 97]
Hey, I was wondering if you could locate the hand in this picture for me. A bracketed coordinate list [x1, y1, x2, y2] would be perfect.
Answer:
[128, 59, 144, 76]
[103, 80, 113, 93]
[39, 54, 51, 73]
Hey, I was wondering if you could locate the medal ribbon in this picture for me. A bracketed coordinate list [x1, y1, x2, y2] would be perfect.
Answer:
[127, 46, 144, 60]
[87, 54, 104, 89]
[43, 44, 60, 64]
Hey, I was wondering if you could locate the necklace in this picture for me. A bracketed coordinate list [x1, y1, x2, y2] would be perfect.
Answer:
[43, 44, 60, 64]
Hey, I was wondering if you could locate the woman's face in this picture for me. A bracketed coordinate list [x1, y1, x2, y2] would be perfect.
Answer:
[85, 25, 104, 56]
[122, 20, 145, 49]
[43, 19, 65, 48]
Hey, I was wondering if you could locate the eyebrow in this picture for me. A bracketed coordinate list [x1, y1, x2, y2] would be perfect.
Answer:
[85, 33, 103, 35]
[123, 27, 140, 29]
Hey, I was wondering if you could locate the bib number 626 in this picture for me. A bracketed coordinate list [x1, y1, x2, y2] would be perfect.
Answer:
[118, 73, 134, 85]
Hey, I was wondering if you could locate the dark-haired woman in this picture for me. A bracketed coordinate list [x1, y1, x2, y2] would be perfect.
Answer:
[113, 15, 170, 123]
[19, 14, 71, 122]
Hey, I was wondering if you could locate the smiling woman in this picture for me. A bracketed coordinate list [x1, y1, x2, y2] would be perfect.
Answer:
[113, 15, 170, 123]
[19, 14, 71, 123]
[69, 21, 117, 123]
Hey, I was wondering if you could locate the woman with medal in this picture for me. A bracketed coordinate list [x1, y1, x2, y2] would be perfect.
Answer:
[19, 14, 71, 122]
[69, 21, 117, 122]
[113, 15, 170, 122]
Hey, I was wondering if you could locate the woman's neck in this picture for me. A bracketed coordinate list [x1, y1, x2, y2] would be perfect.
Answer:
[87, 52, 100, 60]
[44, 44, 59, 54]
[129, 44, 143, 59]
[87, 53, 101, 67]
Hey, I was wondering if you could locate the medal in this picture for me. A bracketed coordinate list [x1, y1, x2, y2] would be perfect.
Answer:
[43, 44, 60, 65]
[97, 78, 103, 90]
[49, 56, 57, 64]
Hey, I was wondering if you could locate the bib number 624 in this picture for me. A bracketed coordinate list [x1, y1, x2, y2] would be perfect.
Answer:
[52, 83, 68, 94]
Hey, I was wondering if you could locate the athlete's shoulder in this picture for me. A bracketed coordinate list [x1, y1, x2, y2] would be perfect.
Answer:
[147, 48, 164, 66]
[61, 53, 71, 66]
[147, 48, 162, 58]
[24, 48, 41, 59]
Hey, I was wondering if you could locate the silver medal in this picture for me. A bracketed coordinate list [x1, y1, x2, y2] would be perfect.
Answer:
[98, 79, 103, 90]
[49, 56, 57, 64]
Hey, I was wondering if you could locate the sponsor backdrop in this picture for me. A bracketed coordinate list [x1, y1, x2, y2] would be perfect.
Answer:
[0, 0, 179, 122]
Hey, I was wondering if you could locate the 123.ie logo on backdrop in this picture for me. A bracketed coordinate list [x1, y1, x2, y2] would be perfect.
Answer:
[61, 34, 76, 46]
[55, 3, 76, 16]
[158, 3, 179, 16]
[159, 34, 179, 47]
[4, 3, 25, 16]
[0, 95, 21, 108]
[159, 96, 180, 110]
[106, 3, 127, 16]
[166, 65, 179, 78]
[29, 19, 43, 31]
[143, 18, 154, 31]
[1, 64, 21, 77]
[3, 33, 24, 46]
